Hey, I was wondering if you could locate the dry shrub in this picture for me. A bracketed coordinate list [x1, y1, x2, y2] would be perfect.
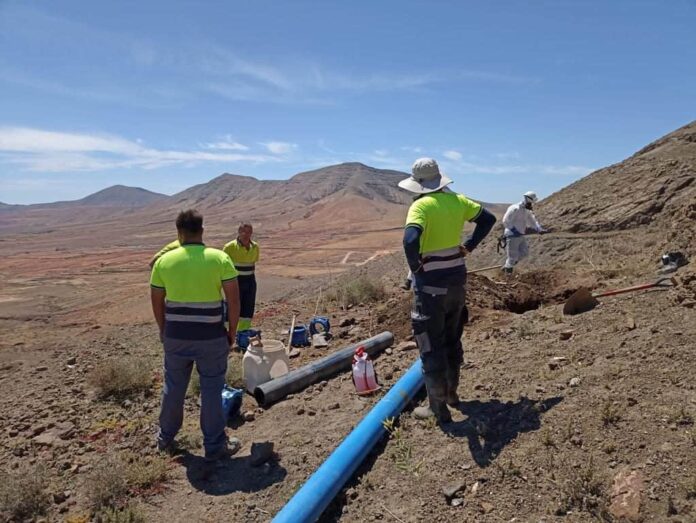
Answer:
[124, 454, 168, 492]
[94, 504, 145, 523]
[328, 275, 386, 308]
[0, 467, 49, 521]
[558, 457, 611, 520]
[89, 358, 152, 400]
[85, 458, 129, 510]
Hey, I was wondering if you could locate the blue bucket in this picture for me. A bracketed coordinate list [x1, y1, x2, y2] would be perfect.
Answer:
[236, 329, 261, 350]
[221, 385, 243, 423]
[291, 325, 311, 347]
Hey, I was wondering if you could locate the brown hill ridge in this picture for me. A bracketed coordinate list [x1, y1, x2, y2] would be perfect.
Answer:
[542, 120, 696, 235]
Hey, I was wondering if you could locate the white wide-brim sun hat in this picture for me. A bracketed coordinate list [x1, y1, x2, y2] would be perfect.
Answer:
[398, 157, 453, 194]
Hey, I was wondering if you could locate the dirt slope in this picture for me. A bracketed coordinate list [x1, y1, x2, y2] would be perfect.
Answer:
[475, 121, 696, 275]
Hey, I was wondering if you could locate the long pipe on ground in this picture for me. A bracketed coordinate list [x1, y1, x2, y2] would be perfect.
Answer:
[254, 331, 394, 407]
[272, 358, 424, 523]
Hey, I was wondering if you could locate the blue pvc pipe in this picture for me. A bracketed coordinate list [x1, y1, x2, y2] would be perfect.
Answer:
[273, 359, 424, 523]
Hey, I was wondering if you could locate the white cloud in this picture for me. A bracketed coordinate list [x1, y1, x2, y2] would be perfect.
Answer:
[443, 150, 463, 161]
[261, 141, 297, 155]
[0, 127, 280, 172]
[202, 135, 249, 151]
[373, 149, 389, 157]
[401, 146, 423, 154]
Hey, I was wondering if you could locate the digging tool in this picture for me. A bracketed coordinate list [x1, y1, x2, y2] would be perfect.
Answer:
[468, 264, 503, 274]
[563, 277, 676, 315]
[286, 314, 296, 355]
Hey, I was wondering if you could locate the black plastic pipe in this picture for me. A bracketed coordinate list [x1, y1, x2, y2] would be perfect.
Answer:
[254, 331, 394, 407]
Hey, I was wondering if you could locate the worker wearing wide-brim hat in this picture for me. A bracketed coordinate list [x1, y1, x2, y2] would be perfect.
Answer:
[399, 158, 496, 423]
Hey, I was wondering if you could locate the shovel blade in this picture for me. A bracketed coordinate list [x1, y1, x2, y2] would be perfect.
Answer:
[563, 288, 599, 315]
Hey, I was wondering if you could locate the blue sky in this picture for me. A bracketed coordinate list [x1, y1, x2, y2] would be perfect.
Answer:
[1, 1, 694, 204]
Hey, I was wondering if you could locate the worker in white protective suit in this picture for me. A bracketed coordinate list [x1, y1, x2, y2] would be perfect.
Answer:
[502, 191, 547, 274]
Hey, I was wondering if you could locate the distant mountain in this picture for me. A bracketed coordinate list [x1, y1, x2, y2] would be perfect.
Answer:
[75, 185, 169, 207]
[169, 162, 413, 209]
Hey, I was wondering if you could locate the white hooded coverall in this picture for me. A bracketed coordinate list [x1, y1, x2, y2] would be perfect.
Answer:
[502, 201, 542, 269]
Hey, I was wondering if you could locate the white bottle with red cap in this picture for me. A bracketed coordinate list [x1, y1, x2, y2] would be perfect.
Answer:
[352, 345, 379, 394]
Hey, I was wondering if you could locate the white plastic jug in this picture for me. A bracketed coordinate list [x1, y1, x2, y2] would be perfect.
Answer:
[263, 339, 290, 380]
[242, 339, 289, 393]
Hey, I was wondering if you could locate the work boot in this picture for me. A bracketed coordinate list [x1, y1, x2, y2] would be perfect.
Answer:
[400, 278, 412, 291]
[503, 267, 513, 275]
[445, 366, 461, 406]
[414, 374, 452, 423]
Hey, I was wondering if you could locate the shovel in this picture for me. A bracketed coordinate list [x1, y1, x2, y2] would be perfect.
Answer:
[563, 277, 676, 315]
[468, 264, 503, 274]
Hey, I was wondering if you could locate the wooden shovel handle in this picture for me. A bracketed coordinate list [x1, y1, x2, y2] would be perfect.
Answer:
[594, 277, 675, 298]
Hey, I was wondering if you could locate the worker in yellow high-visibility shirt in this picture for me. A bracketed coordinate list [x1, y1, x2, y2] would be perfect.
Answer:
[149, 239, 180, 268]
[223, 222, 260, 332]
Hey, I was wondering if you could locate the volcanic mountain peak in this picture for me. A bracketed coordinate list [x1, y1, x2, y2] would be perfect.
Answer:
[77, 185, 169, 207]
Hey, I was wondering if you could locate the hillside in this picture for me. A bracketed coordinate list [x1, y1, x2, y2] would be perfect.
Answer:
[476, 121, 696, 274]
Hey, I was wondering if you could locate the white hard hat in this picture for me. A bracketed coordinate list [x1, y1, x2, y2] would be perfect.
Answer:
[523, 191, 538, 203]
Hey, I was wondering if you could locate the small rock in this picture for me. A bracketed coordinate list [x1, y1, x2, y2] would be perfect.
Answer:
[626, 317, 637, 330]
[395, 341, 417, 352]
[609, 470, 644, 521]
[227, 436, 241, 455]
[296, 407, 305, 415]
[312, 333, 329, 348]
[480, 501, 495, 514]
[243, 411, 255, 422]
[451, 498, 465, 507]
[289, 348, 301, 358]
[442, 480, 466, 500]
[327, 402, 340, 410]
[471, 481, 481, 495]
[559, 330, 573, 341]
[35, 366, 48, 372]
[548, 356, 569, 370]
[569, 377, 581, 387]
[122, 399, 133, 408]
[339, 318, 356, 328]
[307, 409, 317, 416]
[66, 356, 77, 365]
[250, 441, 274, 467]
[385, 348, 393, 355]
[570, 435, 583, 447]
[53, 492, 68, 504]
[681, 300, 696, 309]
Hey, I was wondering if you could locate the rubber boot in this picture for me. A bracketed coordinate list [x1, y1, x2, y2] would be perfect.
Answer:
[445, 365, 461, 406]
[413, 374, 452, 423]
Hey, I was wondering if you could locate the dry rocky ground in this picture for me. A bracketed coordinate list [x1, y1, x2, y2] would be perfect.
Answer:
[1, 254, 694, 522]
[1, 121, 695, 522]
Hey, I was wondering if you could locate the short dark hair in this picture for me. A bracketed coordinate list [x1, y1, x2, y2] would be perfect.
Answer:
[176, 209, 203, 233]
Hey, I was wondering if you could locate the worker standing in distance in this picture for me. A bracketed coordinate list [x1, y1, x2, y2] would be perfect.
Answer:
[502, 191, 548, 274]
[399, 158, 496, 423]
[223, 222, 259, 333]
[150, 210, 240, 461]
